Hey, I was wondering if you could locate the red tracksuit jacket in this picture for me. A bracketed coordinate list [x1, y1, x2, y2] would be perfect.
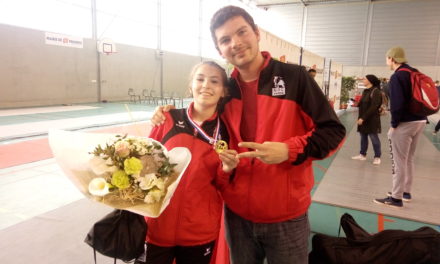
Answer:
[216, 52, 346, 223]
[146, 106, 229, 246]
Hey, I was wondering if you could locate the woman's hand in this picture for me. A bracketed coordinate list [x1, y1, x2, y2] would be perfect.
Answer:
[357, 118, 364, 126]
[219, 149, 239, 173]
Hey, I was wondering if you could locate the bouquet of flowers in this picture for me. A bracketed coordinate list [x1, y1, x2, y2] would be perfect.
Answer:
[49, 129, 191, 217]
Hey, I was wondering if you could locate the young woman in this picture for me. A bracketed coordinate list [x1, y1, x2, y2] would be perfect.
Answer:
[136, 61, 238, 264]
[352, 74, 383, 165]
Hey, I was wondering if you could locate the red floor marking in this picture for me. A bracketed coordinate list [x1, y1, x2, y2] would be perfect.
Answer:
[0, 123, 152, 169]
[377, 213, 395, 232]
[314, 163, 328, 172]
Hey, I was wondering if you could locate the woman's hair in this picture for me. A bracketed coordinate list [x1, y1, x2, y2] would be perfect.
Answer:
[188, 61, 229, 113]
[210, 5, 258, 50]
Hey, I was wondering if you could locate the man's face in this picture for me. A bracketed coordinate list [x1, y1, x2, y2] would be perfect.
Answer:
[214, 16, 260, 69]
[309, 71, 316, 79]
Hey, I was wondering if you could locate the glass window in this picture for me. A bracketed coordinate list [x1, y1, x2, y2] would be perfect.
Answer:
[161, 0, 200, 56]
[200, 0, 233, 60]
[0, 0, 92, 37]
[96, 0, 157, 48]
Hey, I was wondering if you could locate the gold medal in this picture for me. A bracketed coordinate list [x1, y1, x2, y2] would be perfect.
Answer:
[214, 140, 228, 153]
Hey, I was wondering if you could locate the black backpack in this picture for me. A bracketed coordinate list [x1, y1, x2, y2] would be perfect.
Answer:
[85, 209, 147, 263]
[309, 213, 440, 264]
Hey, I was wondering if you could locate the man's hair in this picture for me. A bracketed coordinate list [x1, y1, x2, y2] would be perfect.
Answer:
[210, 5, 258, 50]
[308, 69, 316, 73]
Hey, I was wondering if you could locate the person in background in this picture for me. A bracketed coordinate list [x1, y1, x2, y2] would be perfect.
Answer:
[381, 77, 390, 109]
[308, 68, 317, 79]
[136, 61, 239, 264]
[433, 120, 440, 135]
[351, 74, 383, 165]
[433, 81, 440, 135]
[374, 46, 426, 208]
[151, 6, 346, 263]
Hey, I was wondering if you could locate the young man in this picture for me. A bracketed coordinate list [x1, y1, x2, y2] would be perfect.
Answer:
[374, 46, 426, 208]
[153, 6, 345, 263]
[210, 6, 345, 263]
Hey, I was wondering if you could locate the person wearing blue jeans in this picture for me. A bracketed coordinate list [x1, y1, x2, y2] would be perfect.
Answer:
[224, 207, 310, 264]
[360, 133, 381, 158]
[352, 75, 383, 165]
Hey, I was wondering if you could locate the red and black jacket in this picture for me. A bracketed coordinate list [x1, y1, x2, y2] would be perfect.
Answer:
[217, 52, 346, 223]
[146, 105, 229, 246]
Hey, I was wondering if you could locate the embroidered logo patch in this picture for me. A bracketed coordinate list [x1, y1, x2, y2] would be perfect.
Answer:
[204, 247, 211, 256]
[272, 76, 286, 96]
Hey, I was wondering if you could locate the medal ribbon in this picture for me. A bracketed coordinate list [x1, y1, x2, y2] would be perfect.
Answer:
[186, 107, 220, 145]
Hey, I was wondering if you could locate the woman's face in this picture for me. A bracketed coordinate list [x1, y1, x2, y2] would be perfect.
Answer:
[190, 64, 225, 109]
[363, 77, 372, 88]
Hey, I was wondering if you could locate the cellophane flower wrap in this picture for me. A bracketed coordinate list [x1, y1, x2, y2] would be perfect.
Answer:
[49, 129, 191, 217]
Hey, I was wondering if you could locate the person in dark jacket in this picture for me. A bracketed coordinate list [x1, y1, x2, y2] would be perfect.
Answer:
[351, 74, 383, 165]
[374, 46, 426, 208]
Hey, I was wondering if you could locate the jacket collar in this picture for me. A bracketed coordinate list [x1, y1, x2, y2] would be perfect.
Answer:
[395, 63, 409, 72]
[187, 102, 218, 123]
[230, 51, 272, 80]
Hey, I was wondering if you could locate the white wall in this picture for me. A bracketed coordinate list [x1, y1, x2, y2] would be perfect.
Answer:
[301, 49, 325, 89]
[267, 0, 440, 67]
[0, 24, 203, 108]
[259, 28, 302, 64]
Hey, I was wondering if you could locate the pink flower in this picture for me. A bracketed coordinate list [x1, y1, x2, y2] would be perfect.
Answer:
[115, 140, 130, 157]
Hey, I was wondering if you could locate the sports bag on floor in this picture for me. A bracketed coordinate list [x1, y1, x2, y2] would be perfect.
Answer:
[398, 68, 439, 116]
[85, 209, 147, 263]
[309, 213, 440, 264]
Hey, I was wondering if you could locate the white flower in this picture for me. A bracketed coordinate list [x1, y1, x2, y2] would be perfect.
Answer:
[138, 148, 147, 155]
[137, 173, 166, 191]
[89, 156, 118, 175]
[138, 173, 158, 190]
[144, 189, 164, 203]
[155, 178, 165, 190]
[88, 177, 111, 196]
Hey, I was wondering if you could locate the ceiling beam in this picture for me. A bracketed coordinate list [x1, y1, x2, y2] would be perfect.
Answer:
[257, 0, 373, 9]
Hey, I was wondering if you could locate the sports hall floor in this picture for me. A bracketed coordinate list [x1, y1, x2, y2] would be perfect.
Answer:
[0, 102, 439, 263]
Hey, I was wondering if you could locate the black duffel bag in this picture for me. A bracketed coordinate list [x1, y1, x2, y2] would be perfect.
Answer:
[309, 213, 440, 264]
[85, 209, 147, 263]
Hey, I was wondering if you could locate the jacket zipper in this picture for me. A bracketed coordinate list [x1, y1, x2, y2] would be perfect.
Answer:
[174, 129, 198, 243]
